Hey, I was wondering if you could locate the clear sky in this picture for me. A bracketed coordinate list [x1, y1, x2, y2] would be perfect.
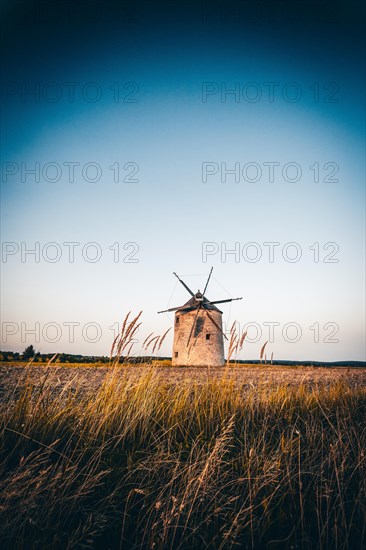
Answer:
[1, 1, 365, 361]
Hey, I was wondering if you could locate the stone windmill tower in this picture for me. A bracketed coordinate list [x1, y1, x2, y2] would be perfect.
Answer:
[158, 268, 242, 367]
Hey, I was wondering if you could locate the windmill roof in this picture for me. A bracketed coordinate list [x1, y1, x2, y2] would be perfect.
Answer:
[177, 295, 222, 313]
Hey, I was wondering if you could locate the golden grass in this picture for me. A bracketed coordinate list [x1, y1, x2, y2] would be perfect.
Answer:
[110, 311, 171, 365]
[0, 364, 365, 549]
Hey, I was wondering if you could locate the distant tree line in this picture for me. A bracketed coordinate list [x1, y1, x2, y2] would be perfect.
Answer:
[0, 346, 171, 365]
[0, 346, 110, 363]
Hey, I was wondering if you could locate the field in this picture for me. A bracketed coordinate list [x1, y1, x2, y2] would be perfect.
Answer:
[0, 363, 365, 549]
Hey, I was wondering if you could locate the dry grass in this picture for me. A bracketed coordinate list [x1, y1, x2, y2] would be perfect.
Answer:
[110, 311, 171, 365]
[0, 363, 365, 549]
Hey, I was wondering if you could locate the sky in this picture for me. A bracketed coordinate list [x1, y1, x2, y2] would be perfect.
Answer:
[1, 0, 365, 361]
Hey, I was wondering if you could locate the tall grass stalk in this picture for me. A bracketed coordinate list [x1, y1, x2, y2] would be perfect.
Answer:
[110, 312, 171, 365]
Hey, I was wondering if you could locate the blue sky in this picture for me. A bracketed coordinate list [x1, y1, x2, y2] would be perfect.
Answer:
[1, 1, 365, 360]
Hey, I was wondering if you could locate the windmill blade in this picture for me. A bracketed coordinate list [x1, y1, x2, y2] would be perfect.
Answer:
[205, 310, 228, 340]
[208, 297, 243, 305]
[202, 266, 213, 296]
[157, 305, 182, 314]
[173, 272, 195, 297]
[186, 305, 201, 347]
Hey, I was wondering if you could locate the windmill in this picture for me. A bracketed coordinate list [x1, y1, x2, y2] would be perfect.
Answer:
[158, 268, 242, 366]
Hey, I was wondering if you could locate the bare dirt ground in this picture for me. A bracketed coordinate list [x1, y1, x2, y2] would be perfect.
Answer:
[0, 363, 365, 402]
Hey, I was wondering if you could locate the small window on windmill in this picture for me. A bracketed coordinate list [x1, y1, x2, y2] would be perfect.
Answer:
[174, 352, 178, 358]
[206, 333, 211, 341]
[176, 317, 179, 324]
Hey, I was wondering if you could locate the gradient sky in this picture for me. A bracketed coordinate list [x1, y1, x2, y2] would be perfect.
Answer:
[1, 0, 365, 361]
